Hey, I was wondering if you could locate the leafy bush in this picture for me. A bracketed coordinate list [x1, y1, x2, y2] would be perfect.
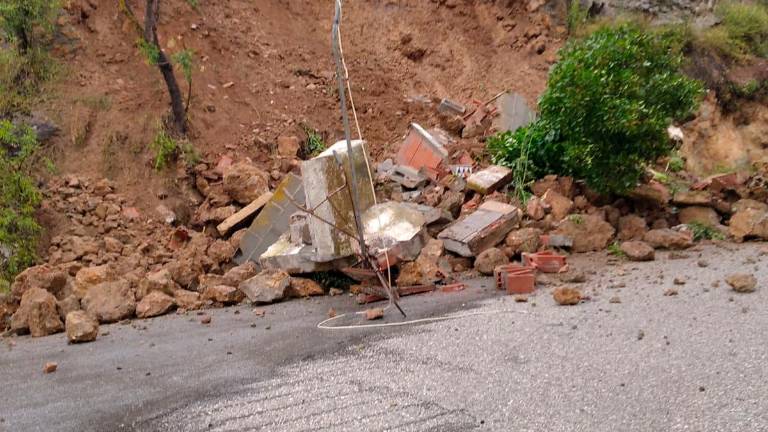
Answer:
[0, 0, 59, 53]
[711, 1, 768, 60]
[0, 120, 42, 283]
[688, 222, 725, 241]
[489, 23, 703, 194]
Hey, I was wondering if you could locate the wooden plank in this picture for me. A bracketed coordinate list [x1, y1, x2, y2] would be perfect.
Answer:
[216, 192, 273, 236]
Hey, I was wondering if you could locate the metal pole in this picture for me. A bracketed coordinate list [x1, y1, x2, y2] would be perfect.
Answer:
[331, 1, 405, 317]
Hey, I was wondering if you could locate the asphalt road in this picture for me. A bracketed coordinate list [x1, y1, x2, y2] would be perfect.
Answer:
[2, 242, 768, 432]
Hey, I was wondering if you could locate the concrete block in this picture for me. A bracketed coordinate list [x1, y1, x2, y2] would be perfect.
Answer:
[467, 165, 513, 195]
[236, 174, 304, 267]
[389, 165, 429, 189]
[363, 202, 429, 262]
[492, 91, 536, 133]
[438, 98, 466, 115]
[259, 234, 355, 274]
[301, 139, 375, 260]
[438, 201, 520, 257]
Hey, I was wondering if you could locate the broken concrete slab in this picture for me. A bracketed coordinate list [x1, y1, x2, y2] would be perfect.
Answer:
[363, 202, 429, 262]
[467, 165, 513, 195]
[388, 164, 429, 189]
[396, 123, 449, 180]
[302, 139, 376, 261]
[238, 269, 291, 304]
[289, 212, 311, 246]
[217, 191, 273, 236]
[438, 201, 520, 257]
[438, 98, 466, 116]
[259, 234, 355, 274]
[237, 174, 305, 267]
[492, 91, 536, 133]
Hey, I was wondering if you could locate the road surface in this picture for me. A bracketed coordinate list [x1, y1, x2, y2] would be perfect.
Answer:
[2, 242, 767, 431]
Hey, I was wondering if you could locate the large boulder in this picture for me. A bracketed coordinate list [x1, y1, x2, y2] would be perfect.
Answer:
[617, 215, 647, 241]
[474, 247, 509, 275]
[678, 206, 721, 227]
[73, 265, 115, 299]
[620, 241, 655, 261]
[552, 214, 615, 252]
[81, 280, 136, 323]
[286, 278, 325, 298]
[223, 162, 270, 205]
[173, 289, 204, 310]
[202, 285, 245, 305]
[136, 269, 177, 300]
[415, 238, 449, 283]
[56, 295, 80, 321]
[541, 189, 574, 221]
[505, 228, 542, 254]
[643, 229, 693, 249]
[11, 265, 68, 301]
[396, 262, 426, 287]
[136, 291, 176, 318]
[729, 205, 768, 241]
[65, 310, 99, 343]
[207, 240, 235, 266]
[223, 262, 258, 286]
[239, 270, 291, 304]
[10, 288, 64, 337]
[628, 181, 670, 206]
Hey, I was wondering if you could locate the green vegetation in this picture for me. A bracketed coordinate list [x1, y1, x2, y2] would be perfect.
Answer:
[301, 125, 326, 158]
[697, 1, 768, 61]
[489, 23, 703, 195]
[0, 120, 42, 285]
[150, 128, 199, 170]
[667, 153, 685, 172]
[566, 0, 589, 35]
[607, 241, 627, 258]
[688, 222, 726, 241]
[151, 129, 178, 170]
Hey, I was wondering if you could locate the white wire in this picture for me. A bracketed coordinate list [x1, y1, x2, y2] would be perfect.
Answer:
[317, 308, 529, 330]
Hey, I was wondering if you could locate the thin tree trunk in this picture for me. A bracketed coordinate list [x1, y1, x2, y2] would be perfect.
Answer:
[144, 0, 186, 135]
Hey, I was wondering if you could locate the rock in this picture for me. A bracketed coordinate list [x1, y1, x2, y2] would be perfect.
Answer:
[173, 290, 203, 310]
[552, 214, 615, 252]
[43, 362, 58, 374]
[277, 135, 300, 157]
[732, 199, 768, 214]
[202, 285, 245, 305]
[415, 238, 448, 283]
[223, 262, 258, 286]
[136, 291, 176, 318]
[629, 181, 670, 206]
[673, 277, 686, 285]
[618, 215, 648, 241]
[200, 315, 211, 324]
[678, 206, 720, 227]
[286, 278, 324, 298]
[167, 256, 205, 289]
[620, 241, 655, 261]
[725, 274, 757, 293]
[223, 162, 270, 205]
[103, 237, 123, 254]
[10, 288, 64, 337]
[74, 265, 115, 299]
[56, 295, 80, 321]
[505, 228, 542, 254]
[553, 287, 582, 305]
[207, 240, 235, 265]
[729, 206, 768, 240]
[474, 247, 509, 275]
[672, 190, 712, 206]
[238, 270, 291, 304]
[136, 269, 177, 300]
[541, 189, 574, 221]
[396, 261, 426, 286]
[11, 265, 68, 301]
[643, 229, 693, 249]
[65, 310, 98, 343]
[526, 196, 546, 220]
[438, 190, 464, 218]
[329, 287, 343, 296]
[365, 308, 385, 320]
[155, 204, 177, 225]
[532, 175, 574, 198]
[81, 280, 136, 323]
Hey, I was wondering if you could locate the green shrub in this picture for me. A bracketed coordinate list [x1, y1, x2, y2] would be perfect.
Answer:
[151, 129, 178, 170]
[489, 23, 703, 194]
[688, 222, 725, 241]
[0, 120, 42, 282]
[698, 1, 768, 61]
[0, 0, 59, 54]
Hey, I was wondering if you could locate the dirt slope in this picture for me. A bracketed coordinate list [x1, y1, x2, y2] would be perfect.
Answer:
[43, 0, 560, 216]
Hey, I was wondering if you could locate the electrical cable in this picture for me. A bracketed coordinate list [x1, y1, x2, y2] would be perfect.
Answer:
[317, 308, 529, 330]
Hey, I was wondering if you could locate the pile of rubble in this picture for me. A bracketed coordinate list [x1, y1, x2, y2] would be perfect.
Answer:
[3, 91, 768, 342]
